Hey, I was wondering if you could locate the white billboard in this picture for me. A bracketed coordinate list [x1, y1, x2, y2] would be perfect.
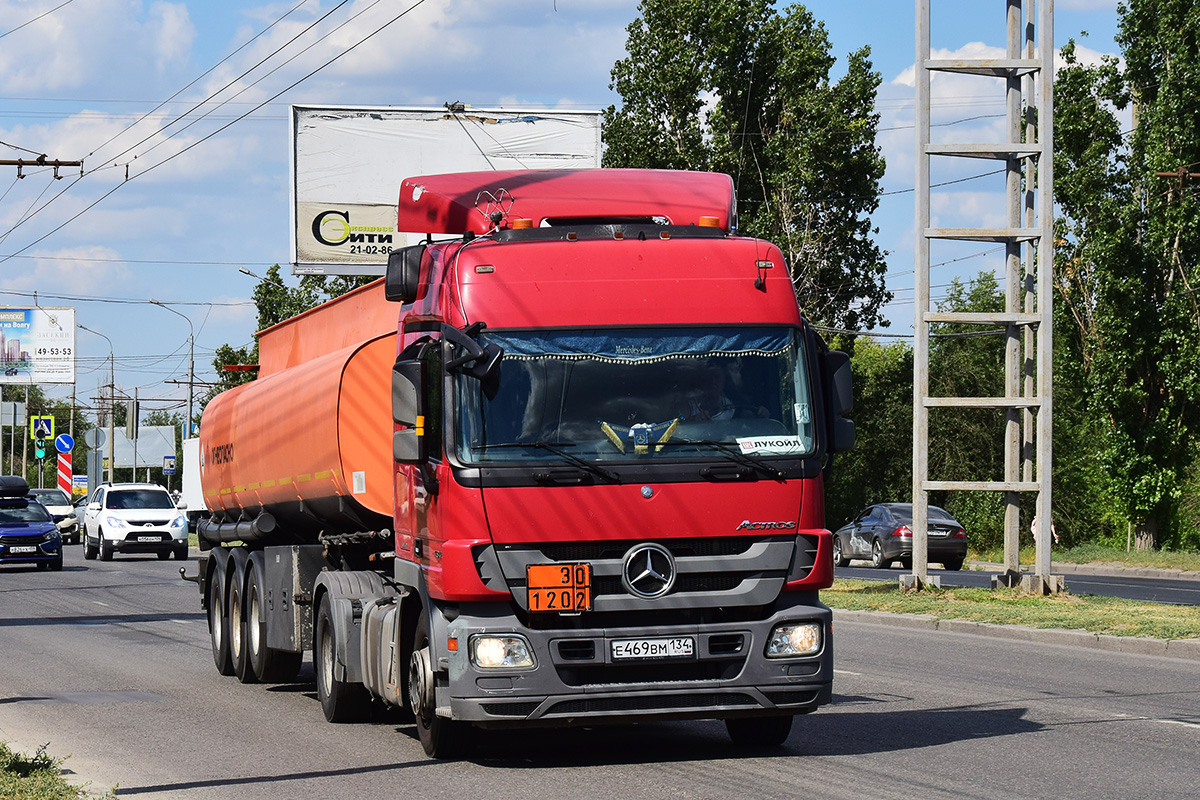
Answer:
[0, 307, 76, 385]
[290, 105, 602, 276]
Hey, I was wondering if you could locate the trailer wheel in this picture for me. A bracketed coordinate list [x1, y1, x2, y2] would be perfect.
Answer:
[315, 593, 370, 722]
[230, 555, 258, 684]
[246, 558, 302, 683]
[725, 715, 793, 748]
[409, 613, 472, 758]
[208, 566, 234, 676]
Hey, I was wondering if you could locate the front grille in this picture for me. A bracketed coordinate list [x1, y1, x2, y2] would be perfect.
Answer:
[482, 701, 542, 717]
[547, 692, 755, 715]
[556, 640, 596, 660]
[763, 689, 819, 707]
[491, 535, 797, 613]
[556, 659, 744, 687]
[537, 537, 757, 562]
[131, 520, 172, 527]
[592, 573, 743, 597]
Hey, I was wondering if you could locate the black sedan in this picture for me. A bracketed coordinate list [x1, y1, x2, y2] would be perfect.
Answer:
[832, 503, 967, 571]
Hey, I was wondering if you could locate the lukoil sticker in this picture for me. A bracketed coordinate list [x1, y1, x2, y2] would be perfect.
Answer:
[737, 436, 805, 455]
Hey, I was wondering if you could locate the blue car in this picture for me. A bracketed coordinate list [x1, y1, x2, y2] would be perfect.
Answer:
[0, 476, 63, 571]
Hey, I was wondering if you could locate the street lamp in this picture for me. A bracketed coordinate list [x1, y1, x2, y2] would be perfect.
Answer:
[149, 300, 195, 440]
[78, 323, 115, 484]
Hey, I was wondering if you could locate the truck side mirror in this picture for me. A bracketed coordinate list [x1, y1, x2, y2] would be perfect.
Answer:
[822, 350, 855, 454]
[385, 244, 426, 303]
[392, 351, 427, 464]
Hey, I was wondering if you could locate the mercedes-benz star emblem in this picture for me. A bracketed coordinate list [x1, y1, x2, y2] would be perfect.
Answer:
[621, 543, 676, 599]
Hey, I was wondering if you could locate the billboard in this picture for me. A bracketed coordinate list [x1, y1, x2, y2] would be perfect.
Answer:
[0, 307, 75, 385]
[290, 105, 602, 276]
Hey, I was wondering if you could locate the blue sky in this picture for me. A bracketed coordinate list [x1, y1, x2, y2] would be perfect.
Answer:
[0, 0, 1122, 419]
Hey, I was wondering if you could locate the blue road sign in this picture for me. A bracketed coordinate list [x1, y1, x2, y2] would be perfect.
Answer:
[55, 433, 74, 453]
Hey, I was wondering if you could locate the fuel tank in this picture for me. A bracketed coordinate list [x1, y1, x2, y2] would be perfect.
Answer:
[199, 330, 397, 540]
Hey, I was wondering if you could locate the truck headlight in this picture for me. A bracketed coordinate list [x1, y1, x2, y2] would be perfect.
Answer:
[766, 622, 822, 658]
[470, 635, 535, 669]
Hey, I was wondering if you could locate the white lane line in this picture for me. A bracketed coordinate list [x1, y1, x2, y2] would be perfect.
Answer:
[834, 669, 861, 676]
[1159, 719, 1200, 730]
[92, 601, 110, 607]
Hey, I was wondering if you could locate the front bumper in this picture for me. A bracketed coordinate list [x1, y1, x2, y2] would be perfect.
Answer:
[0, 537, 62, 565]
[435, 594, 833, 727]
[107, 528, 188, 554]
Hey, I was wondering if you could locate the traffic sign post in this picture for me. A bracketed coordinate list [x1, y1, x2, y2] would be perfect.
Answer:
[55, 433, 74, 453]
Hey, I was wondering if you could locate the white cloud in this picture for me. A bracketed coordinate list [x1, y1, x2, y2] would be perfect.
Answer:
[0, 0, 198, 93]
[151, 2, 196, 72]
[0, 246, 132, 295]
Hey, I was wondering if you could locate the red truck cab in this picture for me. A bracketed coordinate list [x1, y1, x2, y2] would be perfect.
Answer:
[386, 169, 854, 755]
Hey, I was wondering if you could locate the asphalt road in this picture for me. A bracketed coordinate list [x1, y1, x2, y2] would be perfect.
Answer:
[837, 563, 1200, 605]
[1, 547, 1199, 799]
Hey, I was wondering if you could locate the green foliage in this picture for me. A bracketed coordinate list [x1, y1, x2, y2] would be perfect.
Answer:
[1054, 2, 1200, 548]
[203, 266, 374, 410]
[603, 0, 891, 330]
[825, 337, 913, 527]
[0, 741, 114, 799]
[0, 384, 92, 489]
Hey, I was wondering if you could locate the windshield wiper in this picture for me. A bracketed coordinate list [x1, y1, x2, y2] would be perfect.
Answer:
[474, 442, 621, 484]
[657, 439, 787, 480]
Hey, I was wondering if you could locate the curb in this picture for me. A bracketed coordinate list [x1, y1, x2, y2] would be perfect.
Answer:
[832, 608, 1200, 662]
[968, 560, 1200, 582]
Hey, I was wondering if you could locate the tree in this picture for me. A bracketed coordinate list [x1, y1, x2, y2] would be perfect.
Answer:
[1054, 1, 1200, 549]
[825, 337, 913, 528]
[203, 266, 374, 409]
[602, 0, 891, 330]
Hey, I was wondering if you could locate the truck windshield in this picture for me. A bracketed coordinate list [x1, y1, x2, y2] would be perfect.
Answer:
[455, 327, 815, 464]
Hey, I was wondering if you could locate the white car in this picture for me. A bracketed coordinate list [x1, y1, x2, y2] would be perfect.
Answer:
[28, 488, 82, 545]
[83, 483, 190, 561]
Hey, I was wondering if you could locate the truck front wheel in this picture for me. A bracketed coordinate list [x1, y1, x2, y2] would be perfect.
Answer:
[409, 613, 472, 759]
[725, 715, 794, 747]
[315, 593, 370, 722]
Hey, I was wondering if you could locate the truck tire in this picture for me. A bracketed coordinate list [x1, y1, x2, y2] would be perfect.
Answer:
[315, 593, 370, 722]
[229, 552, 257, 684]
[208, 563, 234, 676]
[725, 715, 793, 747]
[246, 556, 302, 683]
[410, 613, 472, 758]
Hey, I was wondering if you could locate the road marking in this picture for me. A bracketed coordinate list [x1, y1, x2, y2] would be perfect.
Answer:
[1159, 719, 1200, 730]
[92, 601, 109, 607]
[834, 669, 861, 676]
[171, 619, 192, 625]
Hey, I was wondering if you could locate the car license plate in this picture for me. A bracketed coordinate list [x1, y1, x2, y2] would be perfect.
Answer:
[137, 536, 160, 543]
[526, 563, 592, 612]
[611, 637, 695, 660]
[9, 545, 37, 554]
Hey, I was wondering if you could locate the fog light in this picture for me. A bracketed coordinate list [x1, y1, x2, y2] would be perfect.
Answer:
[470, 635, 535, 669]
[766, 623, 822, 658]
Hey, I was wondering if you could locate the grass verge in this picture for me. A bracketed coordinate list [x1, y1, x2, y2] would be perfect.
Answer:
[0, 742, 114, 800]
[969, 544, 1200, 572]
[824, 579, 1200, 640]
